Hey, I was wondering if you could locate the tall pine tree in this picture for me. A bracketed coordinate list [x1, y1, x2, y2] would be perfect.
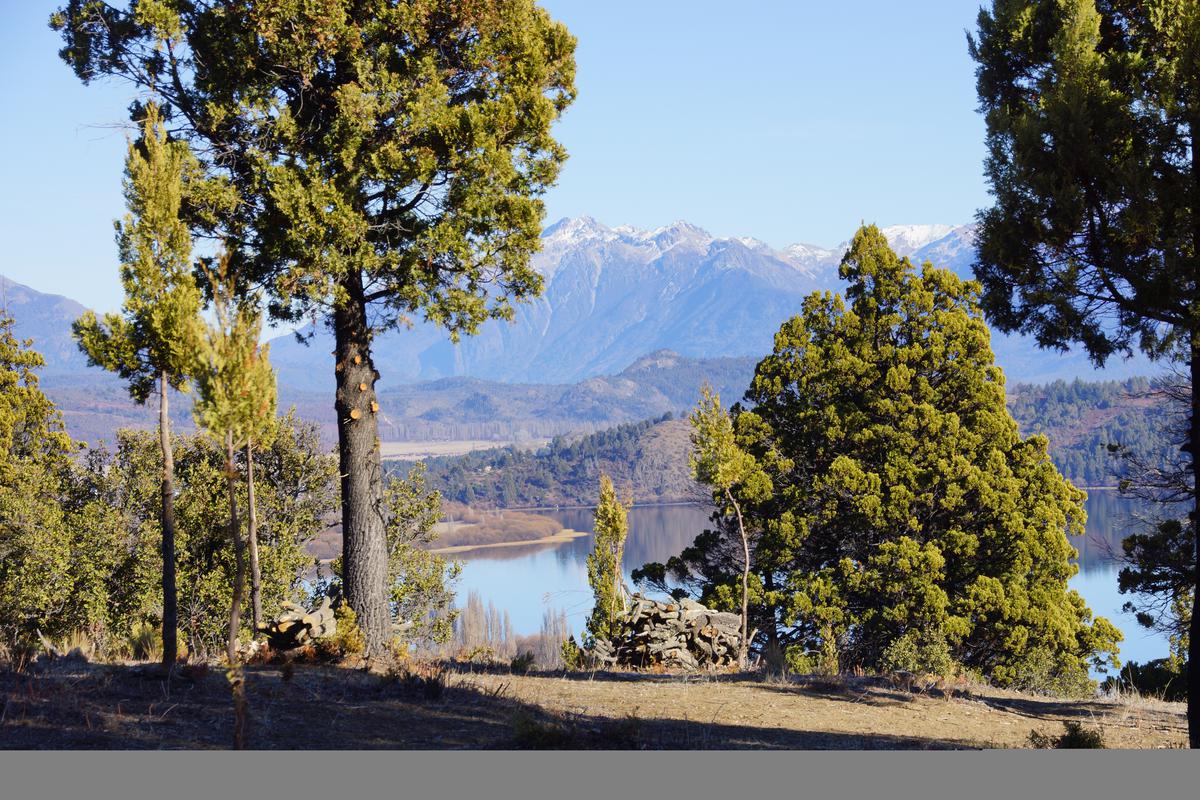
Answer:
[73, 104, 202, 667]
[971, 0, 1200, 742]
[53, 1, 577, 655]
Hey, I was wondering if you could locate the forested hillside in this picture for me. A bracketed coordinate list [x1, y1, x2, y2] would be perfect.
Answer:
[1008, 378, 1179, 487]
[412, 378, 1181, 508]
[402, 414, 698, 508]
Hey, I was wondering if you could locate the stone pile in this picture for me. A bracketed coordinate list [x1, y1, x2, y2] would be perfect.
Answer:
[256, 595, 336, 651]
[589, 594, 742, 671]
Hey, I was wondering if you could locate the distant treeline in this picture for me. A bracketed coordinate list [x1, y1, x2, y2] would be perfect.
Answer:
[1007, 377, 1178, 487]
[396, 413, 695, 508]
[405, 378, 1180, 509]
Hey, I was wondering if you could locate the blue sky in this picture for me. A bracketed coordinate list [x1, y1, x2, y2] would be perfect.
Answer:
[0, 1, 989, 314]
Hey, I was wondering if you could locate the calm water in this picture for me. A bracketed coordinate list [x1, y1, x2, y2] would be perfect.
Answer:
[454, 493, 1172, 666]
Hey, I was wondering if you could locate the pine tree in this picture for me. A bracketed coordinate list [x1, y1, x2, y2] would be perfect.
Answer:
[689, 385, 771, 668]
[641, 226, 1122, 691]
[970, 0, 1200, 740]
[72, 104, 202, 667]
[54, 0, 577, 657]
[192, 254, 277, 663]
[585, 474, 630, 643]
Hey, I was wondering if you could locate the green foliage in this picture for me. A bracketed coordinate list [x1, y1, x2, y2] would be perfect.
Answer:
[1030, 721, 1105, 750]
[640, 226, 1121, 691]
[70, 413, 336, 657]
[319, 604, 365, 660]
[383, 465, 461, 649]
[560, 635, 584, 671]
[1118, 518, 1194, 670]
[55, 1, 577, 335]
[1102, 658, 1189, 702]
[409, 413, 676, 508]
[192, 254, 276, 453]
[0, 315, 81, 645]
[584, 475, 630, 642]
[879, 631, 956, 679]
[72, 104, 202, 401]
[970, 0, 1200, 365]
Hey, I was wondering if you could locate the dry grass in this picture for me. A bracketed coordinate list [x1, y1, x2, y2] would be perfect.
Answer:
[1, 660, 1188, 750]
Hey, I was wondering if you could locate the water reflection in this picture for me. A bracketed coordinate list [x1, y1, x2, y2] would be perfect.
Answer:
[453, 493, 1173, 666]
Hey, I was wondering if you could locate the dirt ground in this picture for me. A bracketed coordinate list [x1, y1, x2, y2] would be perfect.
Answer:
[0, 659, 1187, 750]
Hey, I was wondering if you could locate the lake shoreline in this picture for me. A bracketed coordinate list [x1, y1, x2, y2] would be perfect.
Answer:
[428, 528, 589, 555]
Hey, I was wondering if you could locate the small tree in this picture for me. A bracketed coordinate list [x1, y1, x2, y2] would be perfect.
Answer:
[585, 474, 630, 643]
[72, 104, 202, 666]
[383, 465, 461, 650]
[689, 385, 772, 668]
[192, 255, 276, 663]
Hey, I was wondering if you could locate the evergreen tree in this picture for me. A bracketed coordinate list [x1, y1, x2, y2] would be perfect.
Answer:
[688, 385, 771, 668]
[644, 226, 1122, 691]
[192, 254, 276, 663]
[53, 0, 577, 657]
[970, 0, 1200, 739]
[585, 474, 630, 643]
[72, 105, 203, 667]
[0, 313, 76, 646]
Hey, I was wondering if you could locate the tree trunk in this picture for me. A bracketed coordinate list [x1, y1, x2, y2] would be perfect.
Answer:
[225, 431, 246, 664]
[1189, 337, 1200, 748]
[333, 276, 390, 658]
[245, 440, 262, 632]
[729, 489, 750, 670]
[158, 370, 178, 668]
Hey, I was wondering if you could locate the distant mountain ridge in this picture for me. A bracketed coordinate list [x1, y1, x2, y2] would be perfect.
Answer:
[2, 216, 1157, 446]
[267, 217, 1152, 389]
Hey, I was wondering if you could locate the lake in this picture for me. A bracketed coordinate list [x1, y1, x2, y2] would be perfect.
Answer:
[453, 492, 1173, 667]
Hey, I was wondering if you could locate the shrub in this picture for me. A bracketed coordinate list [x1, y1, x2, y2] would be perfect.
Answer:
[324, 604, 365, 660]
[1101, 659, 1188, 702]
[510, 650, 536, 675]
[1005, 647, 1097, 699]
[1029, 721, 1105, 749]
[879, 631, 955, 679]
[560, 636, 584, 671]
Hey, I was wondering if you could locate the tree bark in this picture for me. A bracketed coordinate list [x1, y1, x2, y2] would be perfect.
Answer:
[1189, 337, 1199, 748]
[728, 489, 750, 670]
[333, 275, 390, 658]
[225, 431, 246, 664]
[245, 440, 263, 633]
[158, 370, 178, 668]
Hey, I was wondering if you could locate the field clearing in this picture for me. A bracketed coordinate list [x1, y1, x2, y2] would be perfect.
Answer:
[0, 661, 1186, 750]
[379, 439, 549, 461]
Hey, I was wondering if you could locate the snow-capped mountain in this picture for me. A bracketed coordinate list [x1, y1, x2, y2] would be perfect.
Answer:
[265, 217, 1151, 390]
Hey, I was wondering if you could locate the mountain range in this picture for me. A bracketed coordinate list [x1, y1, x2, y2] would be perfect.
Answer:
[267, 217, 1153, 390]
[2, 217, 1158, 445]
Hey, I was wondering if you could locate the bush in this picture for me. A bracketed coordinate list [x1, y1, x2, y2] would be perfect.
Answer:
[510, 650, 536, 675]
[1005, 647, 1097, 699]
[560, 636, 584, 671]
[1101, 659, 1188, 702]
[316, 604, 365, 661]
[879, 631, 955, 678]
[1029, 721, 1105, 749]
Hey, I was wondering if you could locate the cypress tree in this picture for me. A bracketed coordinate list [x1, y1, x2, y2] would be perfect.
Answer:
[585, 474, 630, 643]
